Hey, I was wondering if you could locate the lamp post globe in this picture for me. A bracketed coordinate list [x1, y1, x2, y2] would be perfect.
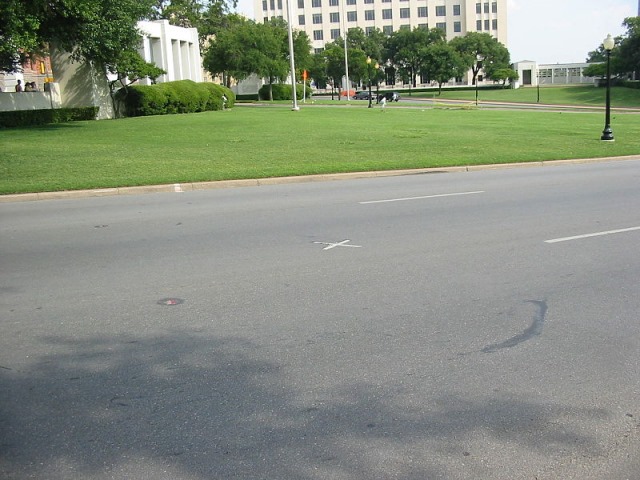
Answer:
[601, 34, 615, 141]
[366, 56, 373, 108]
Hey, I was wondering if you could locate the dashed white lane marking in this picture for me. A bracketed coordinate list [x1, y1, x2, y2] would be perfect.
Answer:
[313, 240, 362, 250]
[545, 226, 640, 244]
[359, 191, 485, 204]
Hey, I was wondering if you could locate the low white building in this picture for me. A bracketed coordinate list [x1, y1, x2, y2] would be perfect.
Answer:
[136, 20, 202, 85]
[513, 61, 597, 88]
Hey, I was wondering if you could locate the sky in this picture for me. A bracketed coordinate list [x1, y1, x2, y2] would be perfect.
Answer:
[233, 0, 639, 64]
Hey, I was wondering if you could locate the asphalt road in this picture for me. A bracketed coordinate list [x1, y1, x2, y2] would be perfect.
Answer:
[2, 160, 640, 479]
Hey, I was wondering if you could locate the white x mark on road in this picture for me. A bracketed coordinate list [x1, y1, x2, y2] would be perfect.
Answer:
[313, 239, 362, 250]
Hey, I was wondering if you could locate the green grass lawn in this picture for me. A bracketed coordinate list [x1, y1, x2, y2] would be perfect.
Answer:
[2, 104, 640, 194]
[412, 85, 640, 108]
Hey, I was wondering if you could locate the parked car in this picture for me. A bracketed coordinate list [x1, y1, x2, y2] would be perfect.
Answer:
[352, 91, 376, 100]
[380, 91, 401, 102]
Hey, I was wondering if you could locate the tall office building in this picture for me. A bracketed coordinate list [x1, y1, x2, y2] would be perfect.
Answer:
[253, 0, 507, 54]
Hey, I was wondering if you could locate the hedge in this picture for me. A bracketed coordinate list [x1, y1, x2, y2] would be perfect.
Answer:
[0, 107, 99, 128]
[258, 83, 310, 101]
[119, 80, 235, 117]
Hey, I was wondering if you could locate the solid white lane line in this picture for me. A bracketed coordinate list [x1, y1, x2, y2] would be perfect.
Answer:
[545, 226, 640, 244]
[359, 191, 485, 205]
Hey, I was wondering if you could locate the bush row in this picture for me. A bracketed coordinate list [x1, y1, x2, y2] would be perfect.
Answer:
[0, 107, 99, 128]
[621, 80, 640, 90]
[258, 83, 311, 101]
[119, 80, 235, 117]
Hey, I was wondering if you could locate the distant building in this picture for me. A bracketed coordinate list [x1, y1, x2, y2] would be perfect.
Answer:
[512, 61, 598, 88]
[253, 0, 507, 54]
[252, 0, 507, 87]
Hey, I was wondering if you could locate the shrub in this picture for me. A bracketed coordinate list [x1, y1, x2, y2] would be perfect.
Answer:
[0, 107, 99, 128]
[120, 80, 234, 117]
[621, 80, 640, 90]
[259, 83, 308, 101]
[122, 85, 167, 117]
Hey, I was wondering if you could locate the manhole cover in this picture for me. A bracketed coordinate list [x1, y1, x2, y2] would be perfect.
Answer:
[157, 298, 184, 306]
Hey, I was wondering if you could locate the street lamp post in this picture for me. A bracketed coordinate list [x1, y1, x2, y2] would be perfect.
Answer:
[367, 56, 373, 108]
[375, 62, 380, 103]
[601, 34, 615, 141]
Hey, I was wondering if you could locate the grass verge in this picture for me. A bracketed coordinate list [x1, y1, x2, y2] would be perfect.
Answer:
[2, 105, 640, 194]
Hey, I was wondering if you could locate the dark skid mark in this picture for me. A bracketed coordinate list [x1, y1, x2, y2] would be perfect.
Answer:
[482, 300, 548, 354]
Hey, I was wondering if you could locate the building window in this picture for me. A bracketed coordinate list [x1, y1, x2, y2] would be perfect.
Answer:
[435, 5, 446, 16]
[436, 22, 446, 33]
[263, 0, 267, 11]
[263, 16, 269, 23]
[314, 47, 324, 54]
[492, 1, 497, 13]
[484, 19, 489, 30]
[313, 13, 323, 23]
[476, 2, 481, 14]
[313, 30, 324, 40]
[312, 0, 321, 7]
[347, 10, 357, 21]
[418, 23, 428, 29]
[476, 19, 482, 30]
[329, 0, 339, 5]
[278, 0, 282, 8]
[492, 19, 497, 30]
[400, 24, 410, 30]
[453, 4, 461, 16]
[346, 0, 356, 5]
[382, 0, 391, 3]
[298, 0, 304, 7]
[382, 8, 392, 19]
[270, 0, 275, 9]
[417, 6, 427, 17]
[383, 25, 393, 35]
[299, 14, 306, 24]
[365, 9, 375, 20]
[484, 2, 489, 13]
[331, 28, 341, 39]
[330, 12, 340, 22]
[454, 21, 461, 32]
[364, 0, 374, 3]
[400, 8, 410, 18]
[365, 26, 375, 34]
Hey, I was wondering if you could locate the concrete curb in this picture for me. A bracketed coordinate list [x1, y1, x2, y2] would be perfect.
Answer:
[1, 155, 639, 203]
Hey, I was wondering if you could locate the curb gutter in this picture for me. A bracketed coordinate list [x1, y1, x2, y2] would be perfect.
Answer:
[1, 155, 639, 203]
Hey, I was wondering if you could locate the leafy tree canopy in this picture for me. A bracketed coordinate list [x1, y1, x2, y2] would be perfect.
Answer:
[0, 0, 156, 73]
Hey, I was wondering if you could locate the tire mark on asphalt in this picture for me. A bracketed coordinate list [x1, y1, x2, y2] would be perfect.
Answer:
[482, 300, 548, 354]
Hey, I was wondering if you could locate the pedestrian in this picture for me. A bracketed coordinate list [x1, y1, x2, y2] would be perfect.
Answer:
[380, 96, 387, 111]
[15, 79, 23, 92]
[222, 94, 228, 110]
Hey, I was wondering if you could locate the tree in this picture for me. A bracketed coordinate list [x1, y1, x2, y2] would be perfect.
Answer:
[584, 18, 640, 80]
[616, 17, 640, 78]
[203, 17, 311, 99]
[419, 42, 466, 93]
[386, 27, 444, 89]
[150, 0, 239, 48]
[203, 15, 257, 86]
[491, 68, 519, 87]
[449, 32, 510, 85]
[1, 0, 156, 75]
[323, 41, 346, 98]
[0, 0, 41, 73]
